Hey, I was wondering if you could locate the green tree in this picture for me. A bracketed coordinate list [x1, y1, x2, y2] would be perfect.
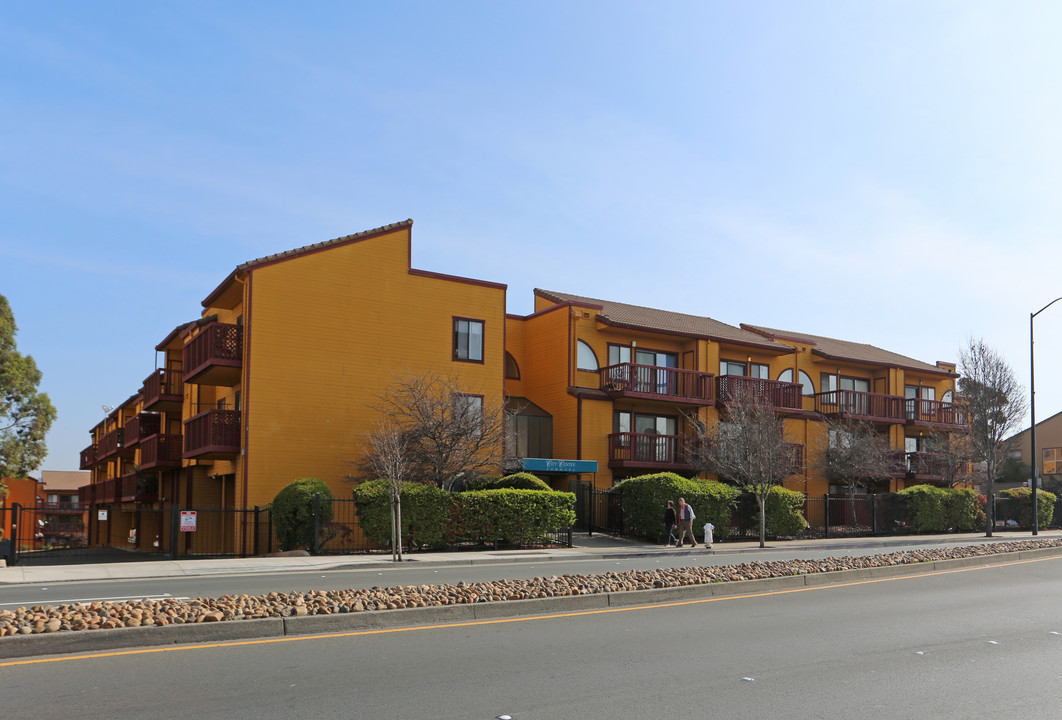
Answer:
[272, 477, 333, 552]
[0, 294, 56, 479]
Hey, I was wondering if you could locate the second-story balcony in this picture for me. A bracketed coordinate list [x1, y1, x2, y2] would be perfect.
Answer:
[123, 412, 162, 447]
[142, 368, 184, 412]
[79, 444, 97, 470]
[716, 376, 803, 412]
[183, 322, 243, 386]
[600, 364, 715, 405]
[905, 399, 966, 429]
[184, 408, 241, 460]
[814, 390, 905, 424]
[93, 477, 119, 504]
[140, 434, 183, 471]
[905, 451, 945, 480]
[120, 472, 158, 503]
[607, 432, 696, 471]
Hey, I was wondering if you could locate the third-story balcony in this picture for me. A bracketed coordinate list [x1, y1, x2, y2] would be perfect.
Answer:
[813, 390, 905, 424]
[905, 399, 966, 429]
[183, 322, 243, 386]
[600, 364, 715, 405]
[79, 444, 97, 470]
[141, 368, 184, 412]
[140, 434, 183, 471]
[716, 376, 803, 412]
[123, 412, 162, 447]
[183, 408, 241, 459]
[607, 432, 696, 471]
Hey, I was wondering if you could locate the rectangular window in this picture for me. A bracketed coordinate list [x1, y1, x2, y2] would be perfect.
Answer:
[1045, 448, 1062, 475]
[608, 344, 632, 366]
[453, 318, 484, 362]
[721, 360, 768, 378]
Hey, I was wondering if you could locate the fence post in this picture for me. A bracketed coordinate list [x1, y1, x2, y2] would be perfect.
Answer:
[872, 494, 879, 536]
[10, 503, 20, 565]
[170, 504, 180, 560]
[824, 495, 830, 539]
[312, 493, 321, 556]
[253, 505, 260, 556]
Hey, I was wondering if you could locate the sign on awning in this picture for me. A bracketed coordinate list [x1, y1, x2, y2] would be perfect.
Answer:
[521, 458, 598, 474]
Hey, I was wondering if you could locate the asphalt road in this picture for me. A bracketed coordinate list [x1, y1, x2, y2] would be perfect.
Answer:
[0, 539, 998, 610]
[4, 551, 1061, 719]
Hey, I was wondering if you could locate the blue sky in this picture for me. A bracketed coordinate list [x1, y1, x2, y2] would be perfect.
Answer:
[3, 1, 1061, 474]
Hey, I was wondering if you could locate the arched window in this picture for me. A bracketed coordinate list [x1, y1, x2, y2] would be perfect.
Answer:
[778, 368, 815, 396]
[942, 390, 954, 404]
[505, 352, 520, 380]
[577, 340, 599, 371]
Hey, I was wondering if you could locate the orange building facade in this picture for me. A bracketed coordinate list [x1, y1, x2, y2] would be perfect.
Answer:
[78, 220, 962, 552]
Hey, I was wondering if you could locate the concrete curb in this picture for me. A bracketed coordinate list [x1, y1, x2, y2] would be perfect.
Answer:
[4, 546, 1062, 661]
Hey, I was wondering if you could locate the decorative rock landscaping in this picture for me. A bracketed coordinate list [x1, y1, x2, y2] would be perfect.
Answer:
[3, 538, 1060, 638]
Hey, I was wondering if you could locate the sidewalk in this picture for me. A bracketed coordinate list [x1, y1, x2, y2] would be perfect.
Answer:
[3, 530, 1055, 586]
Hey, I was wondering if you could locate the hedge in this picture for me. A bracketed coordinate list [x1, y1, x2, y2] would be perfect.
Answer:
[272, 477, 333, 552]
[465, 472, 552, 491]
[351, 481, 574, 548]
[732, 486, 807, 538]
[897, 485, 987, 533]
[999, 487, 1057, 530]
[611, 473, 740, 542]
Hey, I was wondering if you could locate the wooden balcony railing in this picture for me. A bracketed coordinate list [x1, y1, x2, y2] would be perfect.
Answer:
[79, 444, 97, 470]
[905, 451, 944, 479]
[140, 434, 183, 471]
[813, 390, 905, 423]
[716, 375, 803, 411]
[39, 501, 83, 511]
[142, 368, 184, 411]
[96, 429, 123, 461]
[184, 409, 241, 459]
[607, 432, 696, 470]
[42, 522, 86, 536]
[183, 322, 243, 386]
[600, 364, 715, 404]
[93, 477, 119, 504]
[78, 484, 93, 506]
[905, 399, 966, 428]
[123, 412, 162, 447]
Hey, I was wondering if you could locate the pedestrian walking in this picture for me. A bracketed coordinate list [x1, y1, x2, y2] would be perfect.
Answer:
[664, 500, 678, 546]
[676, 497, 697, 547]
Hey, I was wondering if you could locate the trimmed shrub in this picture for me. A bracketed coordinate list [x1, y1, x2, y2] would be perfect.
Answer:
[447, 489, 576, 545]
[763, 486, 808, 537]
[611, 473, 740, 542]
[466, 472, 552, 491]
[351, 480, 451, 548]
[943, 487, 984, 532]
[898, 485, 948, 533]
[272, 477, 333, 552]
[999, 487, 1057, 530]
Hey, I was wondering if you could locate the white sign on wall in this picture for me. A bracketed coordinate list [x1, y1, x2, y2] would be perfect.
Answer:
[97, 510, 108, 521]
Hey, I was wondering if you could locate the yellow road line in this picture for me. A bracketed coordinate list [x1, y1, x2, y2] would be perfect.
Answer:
[2, 553, 1055, 668]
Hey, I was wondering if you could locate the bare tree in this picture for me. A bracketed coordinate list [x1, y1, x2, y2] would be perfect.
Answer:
[690, 389, 798, 548]
[921, 430, 979, 489]
[365, 422, 414, 562]
[959, 338, 1028, 536]
[359, 371, 509, 491]
[820, 418, 899, 526]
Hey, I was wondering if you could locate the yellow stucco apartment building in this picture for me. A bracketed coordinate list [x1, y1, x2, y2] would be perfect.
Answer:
[77, 220, 963, 552]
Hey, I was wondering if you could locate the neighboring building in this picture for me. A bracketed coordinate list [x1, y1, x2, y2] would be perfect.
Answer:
[39, 470, 89, 547]
[0, 476, 45, 548]
[77, 220, 963, 553]
[1005, 410, 1062, 492]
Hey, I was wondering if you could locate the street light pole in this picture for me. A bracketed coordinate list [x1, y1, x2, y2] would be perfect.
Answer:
[1030, 296, 1062, 537]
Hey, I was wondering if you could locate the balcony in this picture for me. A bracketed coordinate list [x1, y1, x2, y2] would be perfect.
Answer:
[716, 376, 803, 412]
[905, 399, 966, 429]
[96, 428, 124, 461]
[93, 477, 119, 504]
[123, 412, 162, 447]
[78, 484, 93, 506]
[142, 368, 184, 412]
[183, 322, 243, 386]
[42, 521, 86, 537]
[184, 408, 241, 459]
[79, 444, 97, 470]
[600, 364, 714, 405]
[140, 434, 183, 471]
[905, 452, 944, 480]
[120, 473, 158, 503]
[813, 390, 905, 424]
[607, 432, 695, 471]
